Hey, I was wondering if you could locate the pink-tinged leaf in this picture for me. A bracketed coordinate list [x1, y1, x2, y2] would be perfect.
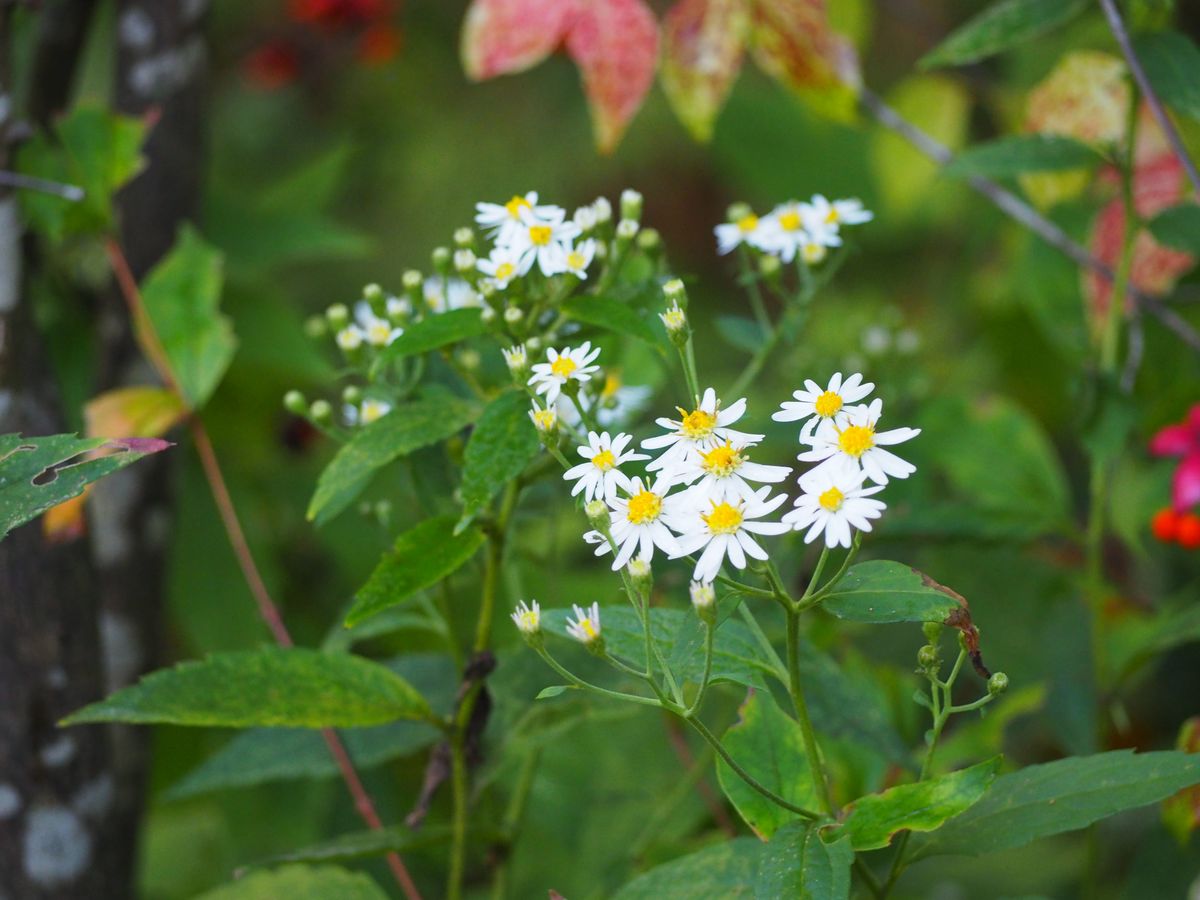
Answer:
[1150, 422, 1196, 458]
[661, 0, 750, 142]
[565, 0, 660, 154]
[461, 0, 577, 81]
[747, 0, 860, 119]
[1173, 453, 1200, 511]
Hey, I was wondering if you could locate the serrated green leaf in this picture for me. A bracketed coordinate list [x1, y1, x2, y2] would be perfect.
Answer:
[755, 820, 852, 900]
[195, 864, 388, 900]
[821, 561, 962, 624]
[943, 135, 1099, 179]
[1148, 202, 1200, 255]
[562, 295, 661, 345]
[0, 433, 170, 540]
[308, 393, 479, 525]
[254, 826, 451, 866]
[919, 0, 1087, 69]
[344, 515, 485, 627]
[715, 315, 765, 353]
[717, 691, 818, 838]
[380, 308, 487, 363]
[909, 750, 1200, 860]
[139, 226, 235, 409]
[459, 389, 540, 523]
[63, 647, 431, 728]
[613, 838, 763, 899]
[842, 757, 1001, 850]
[1133, 30, 1200, 121]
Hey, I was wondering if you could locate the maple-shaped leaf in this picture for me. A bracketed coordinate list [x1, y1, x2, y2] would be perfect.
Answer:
[565, 0, 660, 154]
[460, 0, 577, 80]
[661, 0, 750, 142]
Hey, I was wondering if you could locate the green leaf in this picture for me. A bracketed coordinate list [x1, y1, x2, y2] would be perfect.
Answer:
[842, 757, 1001, 850]
[307, 392, 479, 525]
[344, 515, 486, 627]
[63, 647, 432, 728]
[254, 826, 451, 866]
[755, 820, 853, 900]
[613, 838, 763, 899]
[0, 433, 170, 541]
[717, 691, 818, 838]
[909, 750, 1200, 860]
[943, 135, 1099, 179]
[195, 865, 388, 900]
[821, 561, 962, 624]
[380, 308, 487, 362]
[562, 295, 661, 345]
[1133, 30, 1200, 121]
[1148, 203, 1200, 255]
[139, 226, 235, 409]
[919, 0, 1087, 69]
[458, 389, 540, 525]
[536, 685, 575, 699]
[715, 315, 766, 353]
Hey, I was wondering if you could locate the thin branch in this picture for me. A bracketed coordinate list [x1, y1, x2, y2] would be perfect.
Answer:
[0, 170, 84, 200]
[858, 86, 1200, 353]
[1098, 0, 1200, 197]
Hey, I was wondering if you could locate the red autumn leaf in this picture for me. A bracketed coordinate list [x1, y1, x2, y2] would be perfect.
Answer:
[460, 0, 578, 81]
[748, 0, 859, 116]
[565, 0, 660, 154]
[661, 0, 750, 142]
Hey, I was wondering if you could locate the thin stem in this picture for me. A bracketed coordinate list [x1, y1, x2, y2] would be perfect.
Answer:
[737, 247, 773, 332]
[534, 648, 665, 708]
[0, 169, 85, 200]
[675, 336, 701, 403]
[714, 570, 777, 600]
[854, 858, 886, 900]
[786, 608, 835, 814]
[685, 621, 715, 716]
[801, 546, 831, 601]
[737, 602, 788, 680]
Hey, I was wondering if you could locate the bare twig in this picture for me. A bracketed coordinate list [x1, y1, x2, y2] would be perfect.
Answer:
[0, 169, 85, 200]
[859, 86, 1200, 353]
[1098, 0, 1200, 197]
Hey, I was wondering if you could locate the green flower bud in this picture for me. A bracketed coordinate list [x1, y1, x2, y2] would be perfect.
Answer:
[453, 226, 475, 249]
[917, 645, 939, 669]
[304, 315, 328, 339]
[758, 254, 782, 278]
[309, 399, 333, 425]
[726, 201, 753, 223]
[690, 581, 717, 625]
[615, 219, 639, 244]
[454, 249, 476, 274]
[341, 385, 363, 406]
[283, 390, 308, 415]
[326, 303, 350, 331]
[363, 282, 385, 305]
[504, 306, 524, 326]
[585, 499, 611, 532]
[620, 188, 643, 221]
[663, 278, 688, 310]
[922, 621, 943, 642]
[627, 557, 653, 594]
[637, 227, 661, 256]
[988, 672, 1009, 696]
[431, 246, 452, 275]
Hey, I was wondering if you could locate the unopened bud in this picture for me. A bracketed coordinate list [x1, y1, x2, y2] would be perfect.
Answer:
[363, 282, 385, 304]
[663, 278, 688, 310]
[592, 196, 613, 223]
[616, 219, 639, 243]
[454, 249, 476, 274]
[304, 315, 327, 339]
[758, 254, 782, 278]
[922, 621, 943, 642]
[504, 306, 524, 326]
[326, 303, 350, 331]
[502, 344, 529, 379]
[402, 269, 423, 293]
[453, 226, 475, 249]
[628, 557, 653, 593]
[431, 246, 452, 275]
[585, 499, 611, 532]
[341, 385, 363, 406]
[529, 403, 558, 438]
[283, 390, 307, 415]
[726, 202, 753, 223]
[309, 400, 333, 425]
[637, 227, 661, 256]
[690, 581, 716, 624]
[620, 188, 643, 221]
[917, 645, 939, 669]
[987, 672, 1009, 696]
[479, 280, 497, 301]
[335, 326, 364, 354]
[481, 304, 497, 324]
[574, 205, 597, 233]
[458, 348, 481, 371]
[526, 336, 543, 354]
[660, 303, 688, 346]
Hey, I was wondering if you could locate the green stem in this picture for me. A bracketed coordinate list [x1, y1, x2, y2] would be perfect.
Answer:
[738, 247, 773, 332]
[728, 303, 801, 399]
[535, 647, 666, 708]
[685, 622, 715, 716]
[714, 570, 777, 601]
[786, 608, 834, 814]
[737, 602, 788, 681]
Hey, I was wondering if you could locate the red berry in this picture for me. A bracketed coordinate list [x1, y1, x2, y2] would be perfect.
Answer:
[1152, 507, 1180, 542]
[1177, 514, 1200, 549]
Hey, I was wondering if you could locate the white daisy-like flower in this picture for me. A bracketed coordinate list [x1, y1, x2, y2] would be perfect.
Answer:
[566, 602, 602, 646]
[528, 400, 558, 434]
[756, 200, 812, 262]
[594, 373, 652, 428]
[563, 431, 647, 503]
[798, 397, 920, 485]
[676, 440, 792, 503]
[689, 580, 715, 611]
[354, 304, 403, 347]
[643, 387, 764, 475]
[810, 194, 873, 228]
[563, 239, 595, 278]
[588, 476, 683, 570]
[715, 211, 764, 255]
[386, 296, 411, 320]
[783, 467, 886, 548]
[477, 246, 522, 289]
[343, 398, 392, 426]
[501, 344, 527, 376]
[510, 599, 541, 635]
[669, 487, 790, 584]
[773, 372, 875, 440]
[423, 277, 481, 314]
[509, 207, 581, 277]
[336, 326, 365, 351]
[659, 302, 687, 334]
[528, 342, 602, 405]
[475, 191, 561, 245]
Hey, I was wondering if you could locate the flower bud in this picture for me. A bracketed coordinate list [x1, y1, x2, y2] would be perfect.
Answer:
[529, 402, 558, 439]
[335, 327, 364, 356]
[402, 269, 423, 293]
[726, 201, 753, 224]
[431, 246, 452, 275]
[510, 600, 543, 648]
[585, 499, 611, 532]
[690, 581, 716, 624]
[660, 303, 688, 347]
[453, 226, 475, 249]
[303, 315, 328, 339]
[478, 280, 497, 301]
[454, 249, 476, 274]
[620, 188, 643, 221]
[801, 242, 827, 265]
[615, 218, 639, 244]
[283, 390, 308, 415]
[917, 645, 939, 670]
[758, 254, 782, 278]
[504, 306, 524, 326]
[637, 227, 661, 256]
[309, 399, 333, 425]
[592, 196, 613, 224]
[628, 556, 653, 594]
[386, 296, 411, 324]
[574, 205, 597, 233]
[988, 672, 1009, 696]
[341, 385, 363, 406]
[921, 621, 943, 643]
[663, 278, 688, 310]
[481, 303, 497, 325]
[502, 344, 529, 380]
[457, 348, 481, 371]
[326, 303, 350, 331]
[525, 336, 543, 354]
[363, 281, 385, 306]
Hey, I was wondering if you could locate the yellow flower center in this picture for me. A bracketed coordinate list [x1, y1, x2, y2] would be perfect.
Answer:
[591, 449, 616, 471]
[529, 225, 553, 246]
[579, 618, 597, 640]
[367, 322, 392, 345]
[495, 261, 515, 280]
[662, 308, 686, 329]
[818, 486, 844, 511]
[802, 243, 827, 264]
[825, 207, 839, 224]
[838, 425, 875, 457]
[361, 401, 388, 424]
[737, 213, 759, 233]
[779, 210, 801, 231]
[505, 195, 530, 218]
[626, 490, 662, 525]
[532, 409, 556, 430]
[678, 407, 717, 439]
[814, 390, 843, 418]
[701, 442, 743, 477]
[601, 372, 621, 399]
[704, 502, 744, 534]
[567, 250, 586, 270]
[518, 610, 538, 630]
[550, 356, 578, 378]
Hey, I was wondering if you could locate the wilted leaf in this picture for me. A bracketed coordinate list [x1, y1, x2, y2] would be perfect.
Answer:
[613, 838, 763, 899]
[563, 295, 660, 346]
[821, 561, 963, 624]
[379, 308, 487, 362]
[85, 387, 188, 439]
[919, 0, 1088, 69]
[459, 389, 541, 525]
[755, 820, 852, 899]
[461, 0, 576, 80]
[661, 0, 750, 141]
[1133, 30, 1200, 122]
[195, 865, 387, 900]
[1024, 51, 1129, 147]
[944, 135, 1100, 179]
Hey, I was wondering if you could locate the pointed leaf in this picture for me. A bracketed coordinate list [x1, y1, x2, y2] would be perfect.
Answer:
[661, 0, 749, 141]
[563, 295, 660, 345]
[63, 647, 432, 728]
[85, 387, 188, 439]
[379, 308, 487, 362]
[459, 389, 540, 523]
[345, 515, 486, 627]
[909, 750, 1200, 860]
[842, 757, 1001, 851]
[944, 134, 1100, 179]
[195, 865, 388, 900]
[1149, 203, 1200, 255]
[755, 820, 852, 900]
[1133, 30, 1200, 122]
[821, 561, 962, 624]
[564, 0, 660, 154]
[613, 838, 763, 899]
[461, 0, 576, 80]
[919, 0, 1088, 70]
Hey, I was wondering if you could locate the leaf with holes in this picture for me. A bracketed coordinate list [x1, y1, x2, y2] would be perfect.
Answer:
[0, 433, 170, 541]
[195, 865, 388, 900]
[460, 0, 576, 80]
[919, 0, 1088, 69]
[755, 820, 853, 899]
[458, 389, 541, 526]
[661, 0, 750, 141]
[821, 561, 962, 624]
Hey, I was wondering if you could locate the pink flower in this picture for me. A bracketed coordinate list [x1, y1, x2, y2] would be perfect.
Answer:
[1150, 405, 1200, 511]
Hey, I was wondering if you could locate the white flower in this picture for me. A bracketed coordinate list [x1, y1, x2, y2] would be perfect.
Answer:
[628, 556, 652, 579]
[810, 194, 873, 228]
[563, 239, 596, 278]
[755, 200, 812, 262]
[336, 326, 365, 351]
[509, 207, 581, 277]
[475, 192, 561, 245]
[386, 296, 411, 319]
[528, 342, 602, 405]
[715, 211, 764, 255]
[354, 303, 403, 347]
[478, 245, 522, 289]
[423, 277, 481, 314]
[690, 580, 715, 611]
[573, 205, 597, 232]
[669, 487, 790, 584]
[801, 241, 828, 265]
[642, 387, 763, 474]
[798, 397, 920, 485]
[566, 602, 602, 646]
[593, 373, 651, 428]
[563, 431, 647, 503]
[502, 344, 528, 376]
[773, 372, 875, 440]
[675, 440, 792, 503]
[510, 599, 541, 634]
[659, 302, 687, 334]
[592, 196, 613, 223]
[589, 476, 683, 570]
[528, 400, 558, 434]
[343, 398, 392, 426]
[783, 467, 885, 548]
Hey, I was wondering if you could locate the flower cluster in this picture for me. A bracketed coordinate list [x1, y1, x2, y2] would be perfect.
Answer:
[1149, 403, 1200, 549]
[475, 191, 602, 285]
[715, 194, 872, 264]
